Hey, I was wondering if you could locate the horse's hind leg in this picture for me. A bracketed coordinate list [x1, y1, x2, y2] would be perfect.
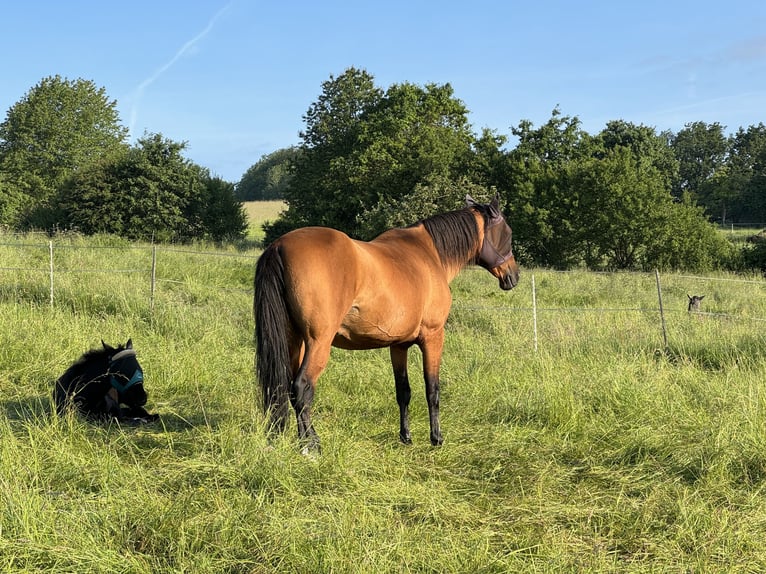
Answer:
[390, 344, 412, 444]
[291, 337, 331, 453]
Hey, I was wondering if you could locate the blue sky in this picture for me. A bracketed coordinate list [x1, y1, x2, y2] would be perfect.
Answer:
[2, 1, 766, 183]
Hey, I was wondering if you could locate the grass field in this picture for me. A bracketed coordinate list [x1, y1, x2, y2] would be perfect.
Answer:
[243, 201, 285, 243]
[2, 207, 766, 572]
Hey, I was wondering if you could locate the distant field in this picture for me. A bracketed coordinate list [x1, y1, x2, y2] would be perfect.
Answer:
[721, 225, 763, 245]
[243, 200, 285, 242]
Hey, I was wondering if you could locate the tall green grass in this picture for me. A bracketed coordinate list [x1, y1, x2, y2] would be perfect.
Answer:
[2, 231, 766, 571]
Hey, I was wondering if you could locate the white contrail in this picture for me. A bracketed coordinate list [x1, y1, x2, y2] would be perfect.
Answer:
[128, 2, 232, 137]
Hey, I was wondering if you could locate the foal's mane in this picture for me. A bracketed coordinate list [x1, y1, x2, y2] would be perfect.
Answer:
[60, 347, 109, 380]
[61, 344, 125, 381]
[76, 347, 110, 366]
[417, 206, 485, 269]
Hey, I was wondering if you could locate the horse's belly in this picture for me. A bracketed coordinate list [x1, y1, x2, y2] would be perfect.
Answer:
[333, 305, 418, 350]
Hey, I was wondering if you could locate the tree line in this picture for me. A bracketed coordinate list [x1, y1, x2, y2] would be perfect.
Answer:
[0, 76, 247, 242]
[3, 71, 766, 271]
[243, 68, 765, 272]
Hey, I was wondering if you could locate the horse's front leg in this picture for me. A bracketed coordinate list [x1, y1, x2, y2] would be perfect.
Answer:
[420, 330, 445, 446]
[390, 344, 412, 444]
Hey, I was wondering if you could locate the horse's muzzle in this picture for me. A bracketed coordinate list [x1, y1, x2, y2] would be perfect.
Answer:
[499, 273, 518, 290]
[498, 263, 520, 291]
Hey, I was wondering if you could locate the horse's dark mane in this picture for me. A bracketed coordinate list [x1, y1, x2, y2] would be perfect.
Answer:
[417, 207, 485, 268]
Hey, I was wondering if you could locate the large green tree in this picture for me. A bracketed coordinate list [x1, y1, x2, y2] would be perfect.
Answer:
[501, 108, 595, 267]
[189, 176, 249, 242]
[350, 80, 477, 232]
[727, 123, 766, 223]
[598, 120, 679, 191]
[571, 147, 667, 268]
[0, 170, 23, 227]
[0, 75, 128, 228]
[499, 110, 728, 270]
[671, 121, 729, 219]
[265, 68, 483, 243]
[570, 146, 727, 270]
[270, 67, 383, 239]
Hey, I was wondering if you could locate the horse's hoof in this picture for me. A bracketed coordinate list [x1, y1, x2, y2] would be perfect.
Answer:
[400, 434, 412, 445]
[300, 440, 321, 457]
[300, 445, 320, 460]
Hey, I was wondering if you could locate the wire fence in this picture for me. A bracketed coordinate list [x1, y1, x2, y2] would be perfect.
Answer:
[0, 239, 257, 311]
[2, 238, 766, 353]
[449, 265, 766, 355]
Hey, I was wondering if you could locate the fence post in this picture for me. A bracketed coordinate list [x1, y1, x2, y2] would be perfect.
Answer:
[532, 273, 538, 353]
[49, 241, 54, 307]
[654, 269, 668, 349]
[150, 245, 157, 313]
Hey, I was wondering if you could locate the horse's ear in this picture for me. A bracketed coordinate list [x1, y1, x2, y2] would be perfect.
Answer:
[687, 294, 692, 301]
[489, 194, 501, 217]
[102, 339, 115, 352]
[699, 296, 705, 300]
[126, 338, 133, 349]
[465, 194, 478, 207]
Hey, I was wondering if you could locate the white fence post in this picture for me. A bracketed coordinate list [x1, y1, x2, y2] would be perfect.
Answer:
[532, 273, 538, 353]
[48, 241, 54, 307]
[654, 269, 668, 349]
[150, 245, 157, 313]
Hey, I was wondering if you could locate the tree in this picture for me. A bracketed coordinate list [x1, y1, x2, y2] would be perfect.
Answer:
[499, 110, 725, 270]
[349, 80, 476, 235]
[571, 147, 694, 269]
[598, 120, 679, 192]
[265, 68, 480, 243]
[357, 174, 490, 238]
[235, 147, 298, 201]
[194, 176, 248, 242]
[60, 133, 246, 242]
[644, 196, 737, 271]
[0, 75, 128, 228]
[269, 67, 383, 240]
[501, 108, 595, 267]
[726, 123, 766, 223]
[671, 121, 728, 218]
[0, 170, 24, 228]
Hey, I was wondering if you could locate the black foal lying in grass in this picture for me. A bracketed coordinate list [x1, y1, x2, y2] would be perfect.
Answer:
[53, 339, 159, 424]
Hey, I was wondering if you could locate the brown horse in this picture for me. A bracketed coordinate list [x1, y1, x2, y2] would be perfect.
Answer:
[254, 195, 520, 451]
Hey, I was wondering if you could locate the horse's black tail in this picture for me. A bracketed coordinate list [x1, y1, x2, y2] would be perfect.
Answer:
[254, 243, 292, 433]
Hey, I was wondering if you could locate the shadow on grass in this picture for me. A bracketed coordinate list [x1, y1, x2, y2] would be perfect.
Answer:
[0, 393, 216, 436]
[1, 395, 53, 421]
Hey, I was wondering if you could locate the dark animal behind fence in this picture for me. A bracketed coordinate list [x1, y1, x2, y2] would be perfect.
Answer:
[53, 339, 159, 423]
[688, 294, 705, 312]
[254, 195, 519, 453]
